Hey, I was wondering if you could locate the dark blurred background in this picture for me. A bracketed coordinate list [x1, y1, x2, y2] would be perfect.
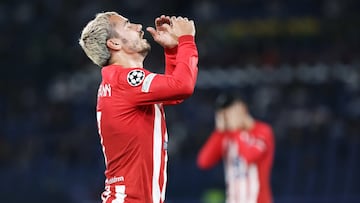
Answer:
[1, 0, 360, 202]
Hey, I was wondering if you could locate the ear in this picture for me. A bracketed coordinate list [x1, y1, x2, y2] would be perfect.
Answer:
[106, 38, 122, 50]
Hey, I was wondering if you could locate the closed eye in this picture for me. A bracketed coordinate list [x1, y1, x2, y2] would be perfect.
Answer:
[124, 20, 130, 27]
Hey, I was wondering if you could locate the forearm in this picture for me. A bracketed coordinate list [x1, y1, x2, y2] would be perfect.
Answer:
[197, 131, 224, 170]
[174, 35, 198, 88]
[228, 131, 267, 163]
[163, 46, 182, 105]
[131, 35, 198, 105]
[164, 46, 177, 75]
[152, 35, 198, 101]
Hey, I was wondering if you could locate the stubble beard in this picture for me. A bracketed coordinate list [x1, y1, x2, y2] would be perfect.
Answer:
[120, 36, 150, 57]
[139, 40, 151, 57]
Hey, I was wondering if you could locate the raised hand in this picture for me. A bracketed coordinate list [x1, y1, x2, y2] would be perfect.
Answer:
[215, 110, 226, 132]
[146, 15, 178, 48]
[170, 16, 196, 38]
[224, 105, 244, 131]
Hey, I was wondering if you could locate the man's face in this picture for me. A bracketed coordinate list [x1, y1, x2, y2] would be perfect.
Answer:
[109, 15, 151, 55]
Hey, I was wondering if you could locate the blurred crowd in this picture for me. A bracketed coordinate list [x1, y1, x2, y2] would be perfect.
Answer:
[1, 0, 360, 202]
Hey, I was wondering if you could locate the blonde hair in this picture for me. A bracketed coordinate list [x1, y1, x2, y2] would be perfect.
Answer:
[79, 12, 119, 67]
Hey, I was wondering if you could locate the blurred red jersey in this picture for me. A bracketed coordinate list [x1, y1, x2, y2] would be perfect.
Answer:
[197, 121, 274, 203]
[96, 36, 198, 203]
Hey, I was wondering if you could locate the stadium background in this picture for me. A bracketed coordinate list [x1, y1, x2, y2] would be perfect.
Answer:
[1, 0, 360, 202]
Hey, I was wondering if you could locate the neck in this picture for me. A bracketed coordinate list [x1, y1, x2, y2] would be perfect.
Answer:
[109, 51, 145, 68]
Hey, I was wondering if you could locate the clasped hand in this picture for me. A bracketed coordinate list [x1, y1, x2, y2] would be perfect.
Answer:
[147, 15, 196, 49]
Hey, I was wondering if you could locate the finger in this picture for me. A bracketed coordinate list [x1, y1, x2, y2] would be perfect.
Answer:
[170, 17, 175, 26]
[146, 27, 158, 37]
[155, 17, 162, 27]
[156, 16, 170, 27]
[160, 23, 171, 32]
[166, 16, 172, 23]
[160, 15, 170, 23]
[161, 17, 171, 25]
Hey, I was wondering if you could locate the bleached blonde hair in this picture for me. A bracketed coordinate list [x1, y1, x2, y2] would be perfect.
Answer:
[79, 12, 119, 67]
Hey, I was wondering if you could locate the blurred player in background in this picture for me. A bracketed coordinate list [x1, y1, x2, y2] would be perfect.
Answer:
[197, 93, 274, 203]
[79, 12, 198, 203]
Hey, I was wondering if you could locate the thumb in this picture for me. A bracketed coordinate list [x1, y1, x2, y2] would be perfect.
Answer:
[160, 23, 172, 32]
[146, 27, 157, 37]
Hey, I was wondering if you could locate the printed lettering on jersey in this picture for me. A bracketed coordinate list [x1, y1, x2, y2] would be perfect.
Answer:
[240, 131, 266, 152]
[127, 69, 145, 87]
[98, 83, 112, 97]
[105, 176, 125, 185]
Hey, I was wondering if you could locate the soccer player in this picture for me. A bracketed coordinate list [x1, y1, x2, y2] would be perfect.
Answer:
[79, 12, 198, 203]
[197, 93, 274, 203]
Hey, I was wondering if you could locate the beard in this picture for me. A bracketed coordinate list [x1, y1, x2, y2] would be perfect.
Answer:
[124, 37, 151, 57]
[139, 40, 151, 57]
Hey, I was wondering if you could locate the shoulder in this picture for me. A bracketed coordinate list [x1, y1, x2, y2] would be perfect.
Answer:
[254, 120, 274, 137]
[117, 68, 152, 88]
[255, 120, 272, 130]
[251, 121, 274, 149]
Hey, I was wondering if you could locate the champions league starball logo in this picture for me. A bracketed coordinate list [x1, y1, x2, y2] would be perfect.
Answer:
[127, 69, 145, 86]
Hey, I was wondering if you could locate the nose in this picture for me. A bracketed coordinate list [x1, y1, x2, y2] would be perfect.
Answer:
[137, 24, 142, 31]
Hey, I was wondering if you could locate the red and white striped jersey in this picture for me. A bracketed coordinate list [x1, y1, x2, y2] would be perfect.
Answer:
[197, 121, 274, 203]
[96, 35, 198, 203]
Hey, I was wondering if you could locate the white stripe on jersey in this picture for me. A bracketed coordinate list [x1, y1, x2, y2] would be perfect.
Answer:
[97, 111, 108, 165]
[142, 73, 157, 93]
[112, 185, 127, 203]
[238, 159, 247, 203]
[248, 164, 260, 203]
[161, 131, 169, 202]
[225, 139, 261, 203]
[102, 186, 111, 203]
[152, 104, 162, 203]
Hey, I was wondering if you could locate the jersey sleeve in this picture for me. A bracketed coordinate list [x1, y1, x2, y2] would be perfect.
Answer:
[197, 130, 224, 170]
[231, 123, 274, 163]
[164, 46, 177, 75]
[118, 35, 198, 106]
[162, 46, 185, 105]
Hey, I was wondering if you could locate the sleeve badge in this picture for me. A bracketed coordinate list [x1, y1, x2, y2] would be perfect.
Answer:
[127, 69, 145, 86]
